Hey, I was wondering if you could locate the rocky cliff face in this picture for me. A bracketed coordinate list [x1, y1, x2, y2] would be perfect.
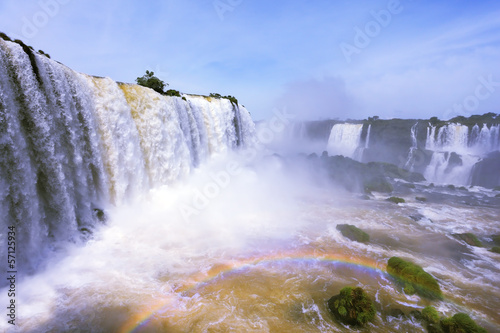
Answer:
[293, 114, 500, 188]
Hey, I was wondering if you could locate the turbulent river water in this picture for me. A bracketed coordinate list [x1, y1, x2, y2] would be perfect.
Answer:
[3, 155, 500, 333]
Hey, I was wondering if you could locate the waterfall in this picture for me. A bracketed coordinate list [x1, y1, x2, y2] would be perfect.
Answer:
[404, 122, 418, 171]
[364, 124, 371, 149]
[0, 38, 254, 272]
[469, 123, 500, 154]
[326, 123, 363, 160]
[423, 123, 499, 185]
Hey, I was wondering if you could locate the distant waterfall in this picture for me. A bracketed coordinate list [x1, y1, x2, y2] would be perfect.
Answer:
[364, 124, 371, 149]
[424, 123, 500, 184]
[404, 122, 418, 171]
[0, 38, 255, 272]
[326, 123, 363, 160]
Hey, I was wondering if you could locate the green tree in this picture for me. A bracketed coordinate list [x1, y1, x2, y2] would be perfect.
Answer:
[136, 70, 167, 94]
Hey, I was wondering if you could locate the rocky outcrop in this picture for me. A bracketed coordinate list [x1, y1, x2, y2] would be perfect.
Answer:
[327, 287, 376, 327]
[470, 151, 500, 188]
[387, 257, 442, 300]
[336, 224, 370, 243]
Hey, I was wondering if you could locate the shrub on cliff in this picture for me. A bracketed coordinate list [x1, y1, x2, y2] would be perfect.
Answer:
[327, 287, 376, 326]
[210, 93, 238, 105]
[164, 89, 181, 97]
[0, 32, 13, 41]
[336, 224, 370, 243]
[136, 70, 167, 94]
[387, 257, 442, 299]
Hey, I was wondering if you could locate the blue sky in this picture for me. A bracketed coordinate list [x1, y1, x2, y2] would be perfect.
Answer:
[1, 0, 500, 120]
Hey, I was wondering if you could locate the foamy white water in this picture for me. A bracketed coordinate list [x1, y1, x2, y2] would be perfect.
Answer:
[0, 38, 254, 273]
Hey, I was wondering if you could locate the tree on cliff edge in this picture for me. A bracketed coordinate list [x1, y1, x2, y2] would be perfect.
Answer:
[136, 70, 168, 94]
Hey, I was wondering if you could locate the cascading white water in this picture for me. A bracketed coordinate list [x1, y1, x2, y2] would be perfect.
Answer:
[364, 124, 371, 149]
[424, 123, 500, 184]
[470, 123, 500, 154]
[0, 38, 255, 272]
[326, 123, 363, 160]
[404, 122, 418, 171]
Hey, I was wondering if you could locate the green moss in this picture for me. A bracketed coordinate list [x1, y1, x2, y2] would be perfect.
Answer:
[387, 257, 442, 299]
[441, 313, 487, 333]
[416, 196, 427, 202]
[490, 246, 500, 254]
[364, 178, 393, 193]
[336, 224, 370, 243]
[422, 306, 440, 325]
[182, 96, 187, 101]
[386, 196, 405, 204]
[327, 287, 376, 327]
[453, 233, 482, 247]
[492, 235, 500, 246]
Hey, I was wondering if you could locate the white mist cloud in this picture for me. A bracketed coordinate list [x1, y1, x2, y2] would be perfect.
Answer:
[274, 77, 358, 120]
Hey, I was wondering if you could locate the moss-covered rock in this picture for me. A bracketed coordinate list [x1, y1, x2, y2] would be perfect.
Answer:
[387, 196, 405, 204]
[364, 177, 394, 193]
[421, 306, 444, 332]
[492, 235, 500, 246]
[336, 224, 370, 243]
[422, 306, 440, 325]
[327, 286, 376, 327]
[453, 233, 482, 247]
[490, 246, 500, 254]
[440, 313, 487, 333]
[387, 257, 442, 299]
[416, 196, 427, 202]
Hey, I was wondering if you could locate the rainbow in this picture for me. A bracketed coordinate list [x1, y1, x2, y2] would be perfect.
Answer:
[119, 250, 386, 333]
